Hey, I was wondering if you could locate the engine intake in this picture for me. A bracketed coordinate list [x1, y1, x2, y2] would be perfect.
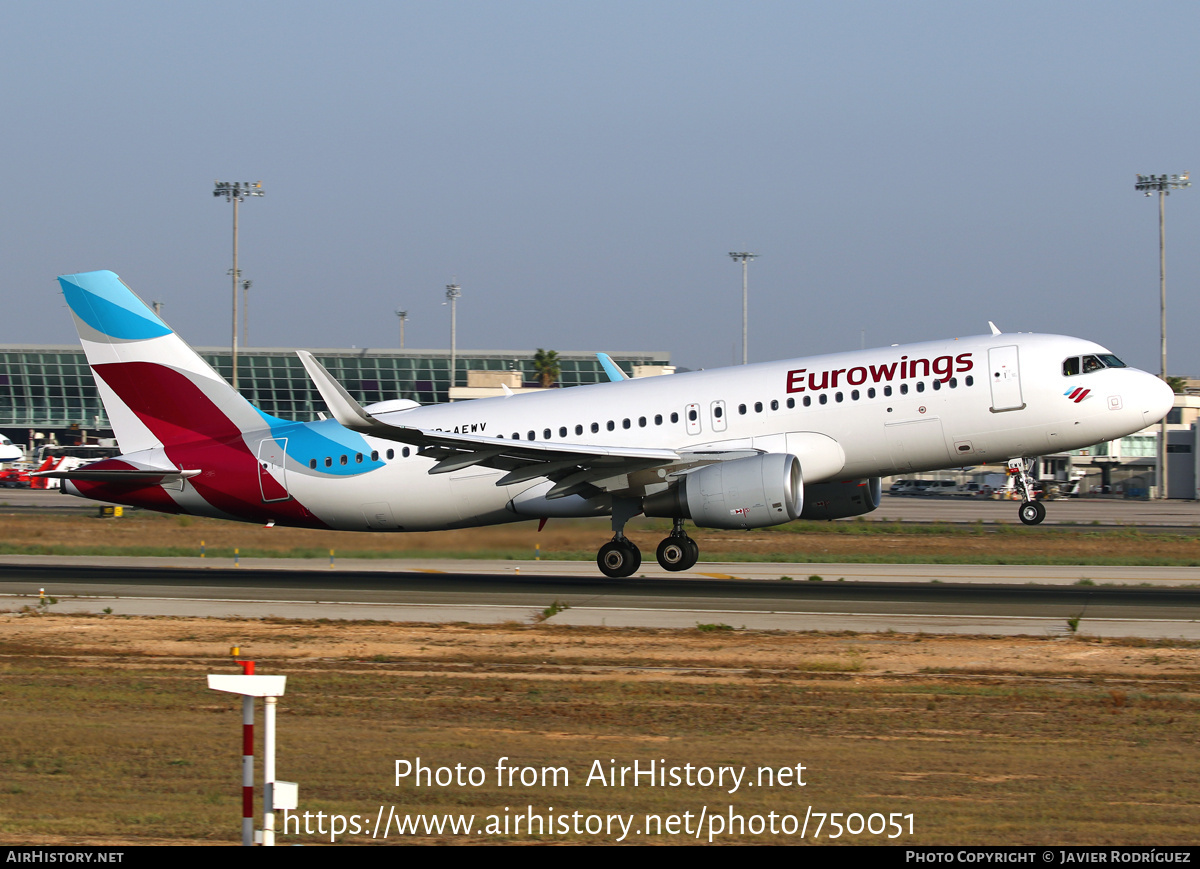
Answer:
[643, 453, 802, 529]
[799, 478, 882, 521]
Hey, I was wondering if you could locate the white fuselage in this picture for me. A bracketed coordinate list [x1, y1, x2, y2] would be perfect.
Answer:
[146, 332, 1166, 533]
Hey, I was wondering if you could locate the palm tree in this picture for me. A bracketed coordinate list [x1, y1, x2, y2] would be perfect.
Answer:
[532, 349, 561, 388]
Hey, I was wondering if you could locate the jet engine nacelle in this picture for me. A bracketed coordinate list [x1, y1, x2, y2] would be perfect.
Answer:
[643, 453, 802, 529]
[799, 478, 882, 521]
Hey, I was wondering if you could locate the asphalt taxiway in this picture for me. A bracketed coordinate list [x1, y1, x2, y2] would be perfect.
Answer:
[3, 555, 1199, 639]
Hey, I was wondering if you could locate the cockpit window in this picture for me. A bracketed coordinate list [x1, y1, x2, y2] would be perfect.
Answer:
[1065, 354, 1124, 376]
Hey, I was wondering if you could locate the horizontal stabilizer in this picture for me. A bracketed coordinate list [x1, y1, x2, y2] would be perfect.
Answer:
[33, 469, 201, 483]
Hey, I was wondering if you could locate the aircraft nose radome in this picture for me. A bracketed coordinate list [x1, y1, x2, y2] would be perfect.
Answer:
[1142, 373, 1175, 424]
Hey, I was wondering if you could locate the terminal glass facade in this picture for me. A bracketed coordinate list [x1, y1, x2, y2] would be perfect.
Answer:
[0, 346, 671, 432]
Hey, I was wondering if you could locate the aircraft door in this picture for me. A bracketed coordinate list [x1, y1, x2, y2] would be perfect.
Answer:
[257, 438, 290, 502]
[710, 400, 727, 432]
[685, 403, 702, 435]
[988, 345, 1025, 412]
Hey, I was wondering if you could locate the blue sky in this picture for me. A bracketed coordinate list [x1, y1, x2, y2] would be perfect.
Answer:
[2, 1, 1198, 374]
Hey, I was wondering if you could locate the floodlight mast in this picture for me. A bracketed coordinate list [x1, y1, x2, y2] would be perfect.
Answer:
[444, 284, 461, 401]
[1135, 172, 1190, 499]
[729, 252, 758, 365]
[241, 280, 253, 346]
[395, 308, 409, 349]
[213, 181, 265, 389]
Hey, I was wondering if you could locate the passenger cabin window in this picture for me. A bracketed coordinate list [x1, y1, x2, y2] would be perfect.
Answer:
[671, 412, 679, 423]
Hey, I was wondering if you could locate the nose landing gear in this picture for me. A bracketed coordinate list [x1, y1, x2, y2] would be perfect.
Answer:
[1009, 458, 1046, 525]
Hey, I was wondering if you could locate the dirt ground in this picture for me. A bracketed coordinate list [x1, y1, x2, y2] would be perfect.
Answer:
[2, 613, 1199, 845]
[6, 613, 1198, 676]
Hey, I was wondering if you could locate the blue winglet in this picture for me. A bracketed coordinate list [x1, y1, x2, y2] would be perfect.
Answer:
[596, 352, 629, 382]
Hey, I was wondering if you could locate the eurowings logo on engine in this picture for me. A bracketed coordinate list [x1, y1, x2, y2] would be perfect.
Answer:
[1065, 388, 1091, 404]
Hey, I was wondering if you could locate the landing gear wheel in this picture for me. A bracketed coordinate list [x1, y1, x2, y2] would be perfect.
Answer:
[656, 535, 699, 572]
[598, 539, 642, 578]
[1018, 500, 1046, 526]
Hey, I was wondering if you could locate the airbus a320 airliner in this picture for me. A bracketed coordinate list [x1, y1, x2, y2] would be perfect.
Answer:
[47, 270, 1173, 577]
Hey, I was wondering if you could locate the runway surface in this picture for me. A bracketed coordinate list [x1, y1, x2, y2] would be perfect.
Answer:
[4, 556, 1200, 639]
[7, 488, 1200, 526]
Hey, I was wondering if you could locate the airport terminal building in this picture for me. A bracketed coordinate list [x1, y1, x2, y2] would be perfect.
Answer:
[0, 344, 672, 447]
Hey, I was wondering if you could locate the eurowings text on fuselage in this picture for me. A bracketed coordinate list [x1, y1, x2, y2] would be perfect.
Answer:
[50, 270, 1174, 577]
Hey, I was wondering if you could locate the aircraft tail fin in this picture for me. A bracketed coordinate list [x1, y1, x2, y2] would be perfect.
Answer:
[596, 352, 629, 382]
[59, 270, 269, 453]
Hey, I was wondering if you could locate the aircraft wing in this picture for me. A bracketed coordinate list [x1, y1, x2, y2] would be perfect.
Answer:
[298, 351, 751, 499]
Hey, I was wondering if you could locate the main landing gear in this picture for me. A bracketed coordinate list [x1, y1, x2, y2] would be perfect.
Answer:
[597, 496, 644, 578]
[1009, 458, 1046, 526]
[655, 517, 699, 572]
[596, 499, 701, 578]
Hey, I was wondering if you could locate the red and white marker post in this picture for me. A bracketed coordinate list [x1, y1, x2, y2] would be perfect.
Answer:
[208, 660, 293, 846]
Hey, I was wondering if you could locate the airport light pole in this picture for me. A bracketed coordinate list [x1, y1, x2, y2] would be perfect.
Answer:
[444, 284, 461, 401]
[241, 280, 253, 347]
[728, 252, 758, 365]
[213, 181, 265, 389]
[1135, 172, 1190, 499]
[395, 308, 409, 350]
